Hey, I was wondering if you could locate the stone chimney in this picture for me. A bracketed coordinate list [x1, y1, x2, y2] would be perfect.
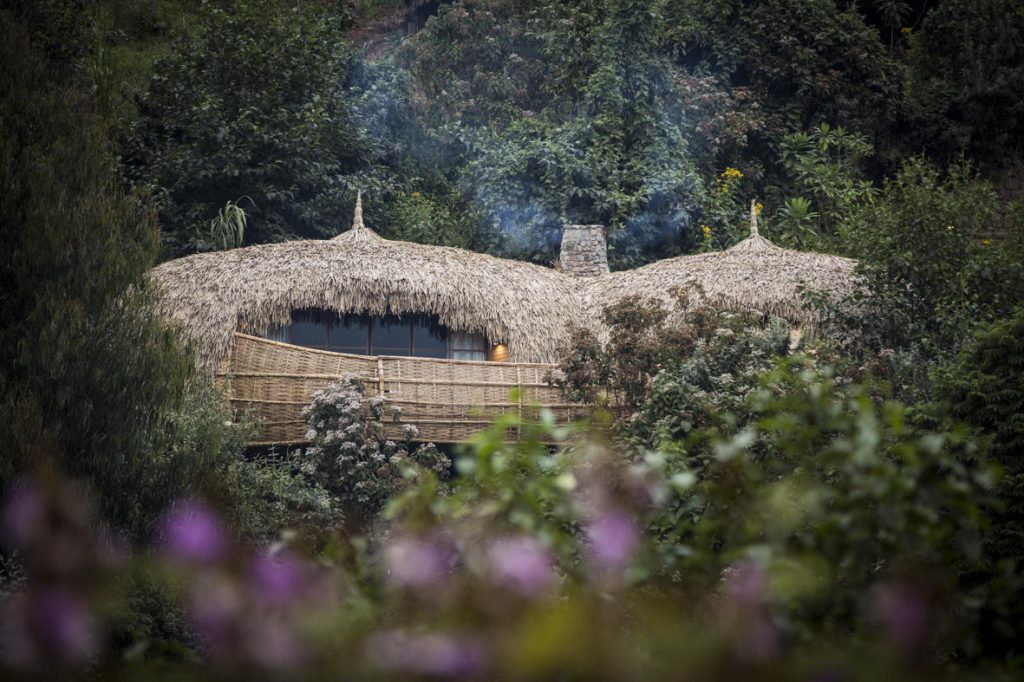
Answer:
[559, 224, 609, 277]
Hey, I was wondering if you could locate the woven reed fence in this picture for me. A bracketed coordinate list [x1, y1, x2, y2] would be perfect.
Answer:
[218, 333, 586, 445]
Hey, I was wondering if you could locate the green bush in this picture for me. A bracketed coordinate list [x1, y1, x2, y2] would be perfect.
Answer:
[834, 158, 1024, 362]
[301, 377, 451, 526]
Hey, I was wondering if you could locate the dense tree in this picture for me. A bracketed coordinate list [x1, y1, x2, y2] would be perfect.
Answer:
[125, 0, 380, 255]
[905, 0, 1024, 169]
[0, 13, 240, 537]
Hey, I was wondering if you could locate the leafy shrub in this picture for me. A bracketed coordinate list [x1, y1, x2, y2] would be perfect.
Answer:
[906, 0, 1024, 168]
[219, 457, 341, 546]
[560, 289, 789, 425]
[774, 123, 878, 246]
[936, 306, 1024, 562]
[834, 158, 1024, 362]
[301, 376, 451, 524]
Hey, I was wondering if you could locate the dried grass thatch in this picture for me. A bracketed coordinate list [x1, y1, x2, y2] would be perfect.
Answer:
[588, 204, 859, 330]
[150, 198, 858, 372]
[151, 207, 586, 370]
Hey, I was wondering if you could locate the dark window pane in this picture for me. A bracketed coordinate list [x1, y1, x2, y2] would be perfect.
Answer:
[265, 325, 288, 343]
[329, 314, 369, 354]
[290, 311, 329, 349]
[371, 315, 410, 354]
[450, 332, 487, 352]
[375, 348, 411, 357]
[412, 316, 447, 356]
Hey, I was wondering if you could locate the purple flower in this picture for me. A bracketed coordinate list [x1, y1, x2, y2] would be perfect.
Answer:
[248, 553, 308, 605]
[160, 500, 228, 564]
[725, 560, 767, 606]
[869, 582, 929, 651]
[586, 509, 639, 571]
[2, 480, 45, 549]
[487, 536, 553, 597]
[366, 630, 486, 677]
[384, 538, 453, 590]
[188, 574, 244, 652]
[2, 589, 98, 668]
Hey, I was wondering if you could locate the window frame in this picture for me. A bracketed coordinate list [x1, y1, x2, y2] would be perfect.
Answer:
[267, 310, 490, 361]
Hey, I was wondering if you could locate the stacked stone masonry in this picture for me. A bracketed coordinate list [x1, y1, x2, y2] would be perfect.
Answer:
[559, 224, 610, 277]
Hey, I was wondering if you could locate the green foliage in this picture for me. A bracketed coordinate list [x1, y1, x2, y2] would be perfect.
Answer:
[906, 0, 1024, 168]
[776, 123, 879, 245]
[772, 196, 819, 248]
[644, 358, 990, 634]
[125, 0, 376, 254]
[936, 307, 1024, 562]
[559, 290, 697, 411]
[218, 457, 341, 545]
[669, 0, 902, 187]
[204, 199, 248, 251]
[386, 190, 478, 248]
[0, 15, 245, 537]
[301, 377, 451, 525]
[627, 313, 791, 451]
[836, 158, 1024, 358]
[411, 0, 707, 267]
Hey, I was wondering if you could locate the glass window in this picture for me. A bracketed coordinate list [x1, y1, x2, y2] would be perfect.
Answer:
[262, 310, 493, 361]
[329, 314, 369, 354]
[266, 325, 288, 343]
[450, 331, 487, 361]
[412, 317, 448, 358]
[290, 311, 329, 349]
[371, 315, 411, 355]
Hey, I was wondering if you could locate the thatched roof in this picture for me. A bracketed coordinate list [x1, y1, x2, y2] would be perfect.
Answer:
[150, 198, 858, 370]
[150, 196, 585, 369]
[588, 202, 858, 329]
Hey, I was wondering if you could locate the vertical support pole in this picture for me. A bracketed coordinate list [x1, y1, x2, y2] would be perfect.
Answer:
[516, 364, 523, 440]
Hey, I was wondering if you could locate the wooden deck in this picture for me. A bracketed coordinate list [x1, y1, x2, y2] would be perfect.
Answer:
[218, 333, 585, 445]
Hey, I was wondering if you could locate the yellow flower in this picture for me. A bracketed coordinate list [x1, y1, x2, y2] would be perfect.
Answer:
[720, 167, 743, 180]
[947, 225, 955, 232]
[411, 191, 422, 198]
[982, 239, 992, 246]
[701, 224, 712, 239]
[755, 202, 764, 216]
[900, 27, 912, 35]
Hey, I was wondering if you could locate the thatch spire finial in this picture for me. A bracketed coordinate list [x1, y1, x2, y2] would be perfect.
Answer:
[749, 198, 759, 237]
[352, 191, 365, 231]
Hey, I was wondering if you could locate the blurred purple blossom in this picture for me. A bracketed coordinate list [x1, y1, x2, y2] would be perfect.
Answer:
[384, 537, 454, 590]
[2, 589, 98, 669]
[869, 582, 929, 652]
[2, 480, 45, 549]
[725, 560, 768, 606]
[487, 536, 554, 597]
[586, 509, 639, 570]
[248, 553, 309, 605]
[160, 500, 229, 564]
[366, 629, 486, 677]
[189, 574, 244, 651]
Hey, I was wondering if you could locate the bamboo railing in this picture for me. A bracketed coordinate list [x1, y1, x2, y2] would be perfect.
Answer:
[218, 333, 586, 445]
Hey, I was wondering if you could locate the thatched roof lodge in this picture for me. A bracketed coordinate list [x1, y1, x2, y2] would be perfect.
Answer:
[151, 197, 858, 445]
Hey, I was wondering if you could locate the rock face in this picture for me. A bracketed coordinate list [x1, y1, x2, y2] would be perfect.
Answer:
[559, 225, 609, 277]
